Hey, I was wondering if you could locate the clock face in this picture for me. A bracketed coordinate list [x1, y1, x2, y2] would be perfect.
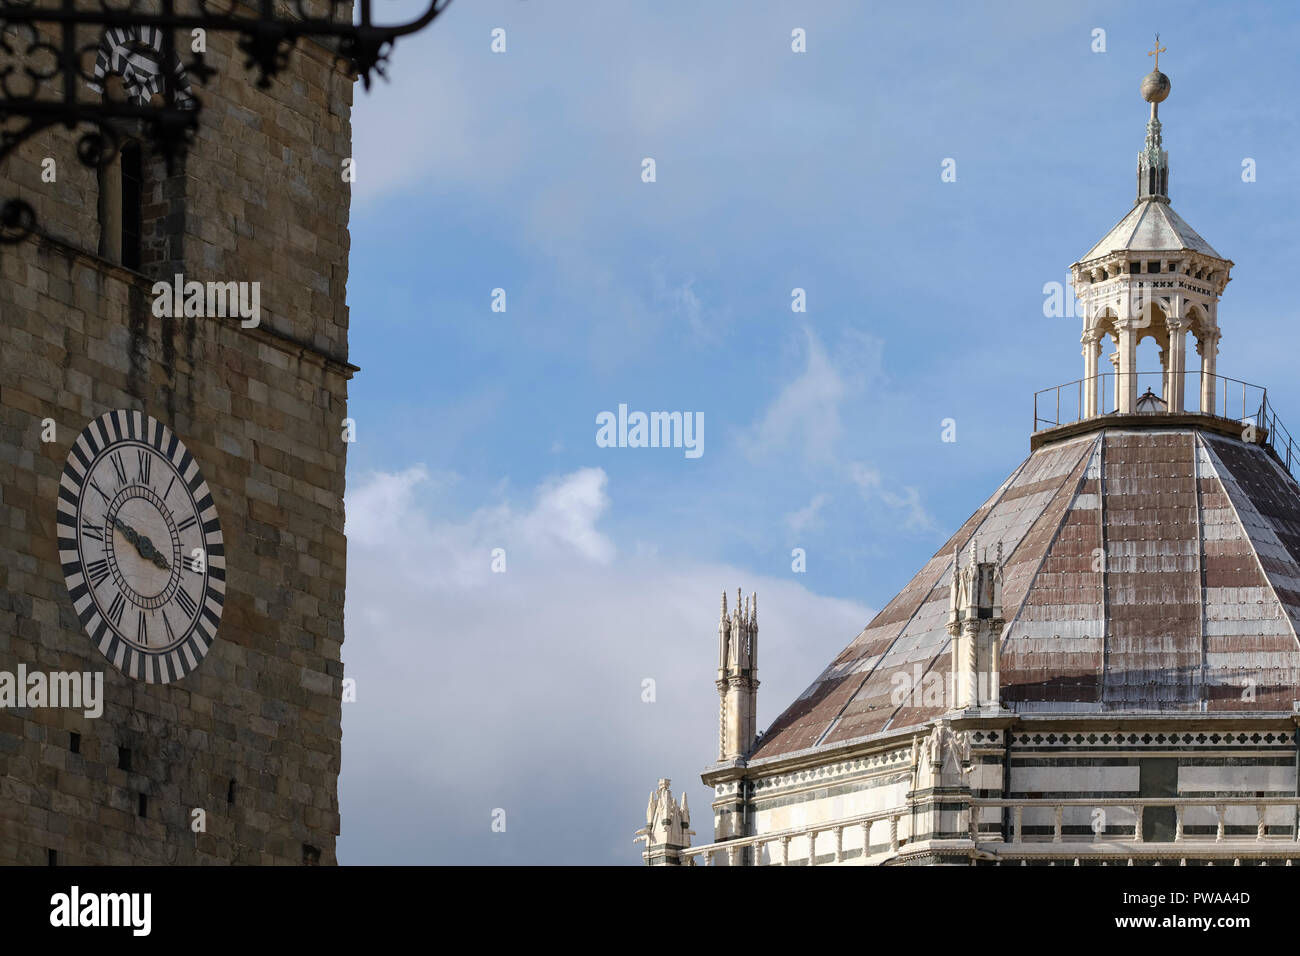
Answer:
[57, 410, 225, 683]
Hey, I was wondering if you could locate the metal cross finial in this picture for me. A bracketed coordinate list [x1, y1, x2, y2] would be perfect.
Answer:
[1148, 34, 1166, 70]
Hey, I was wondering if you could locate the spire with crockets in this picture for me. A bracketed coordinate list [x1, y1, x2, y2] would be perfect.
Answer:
[717, 588, 759, 761]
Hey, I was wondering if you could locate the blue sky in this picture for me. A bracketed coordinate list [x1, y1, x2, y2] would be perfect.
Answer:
[334, 0, 1300, 863]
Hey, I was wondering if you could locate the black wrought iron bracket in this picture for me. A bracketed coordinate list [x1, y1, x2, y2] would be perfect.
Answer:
[0, 0, 451, 243]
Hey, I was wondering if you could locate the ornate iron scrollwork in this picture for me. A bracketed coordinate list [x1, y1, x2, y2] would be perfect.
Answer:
[0, 0, 451, 244]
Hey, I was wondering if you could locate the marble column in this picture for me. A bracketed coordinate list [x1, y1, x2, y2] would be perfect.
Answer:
[1108, 350, 1121, 414]
[1165, 313, 1188, 413]
[1158, 345, 1168, 403]
[1199, 330, 1220, 416]
[1117, 322, 1138, 413]
[1080, 330, 1103, 418]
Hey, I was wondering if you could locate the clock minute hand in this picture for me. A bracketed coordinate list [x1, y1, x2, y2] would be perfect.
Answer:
[111, 515, 172, 570]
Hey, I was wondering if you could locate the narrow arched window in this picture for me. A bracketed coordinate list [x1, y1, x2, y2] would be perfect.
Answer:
[87, 24, 195, 269]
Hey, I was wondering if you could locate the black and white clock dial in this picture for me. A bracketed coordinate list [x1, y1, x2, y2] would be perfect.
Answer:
[57, 410, 225, 683]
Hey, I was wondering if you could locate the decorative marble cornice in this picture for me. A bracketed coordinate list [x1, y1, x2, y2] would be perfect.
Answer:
[731, 746, 914, 803]
[1012, 729, 1293, 750]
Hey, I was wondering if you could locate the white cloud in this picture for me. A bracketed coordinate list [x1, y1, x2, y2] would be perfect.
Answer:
[651, 267, 725, 343]
[735, 326, 932, 536]
[517, 467, 615, 564]
[338, 466, 873, 864]
[848, 462, 935, 533]
[739, 326, 847, 465]
[344, 465, 614, 591]
[345, 465, 442, 548]
[785, 493, 829, 535]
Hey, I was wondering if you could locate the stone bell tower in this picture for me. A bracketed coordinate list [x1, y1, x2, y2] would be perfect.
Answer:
[717, 589, 758, 761]
[0, 14, 354, 864]
[947, 540, 1004, 710]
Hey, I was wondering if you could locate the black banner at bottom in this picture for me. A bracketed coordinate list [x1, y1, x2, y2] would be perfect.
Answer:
[0, 862, 1280, 942]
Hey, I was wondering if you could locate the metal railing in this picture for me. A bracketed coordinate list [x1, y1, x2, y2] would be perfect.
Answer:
[1258, 395, 1299, 477]
[1034, 371, 1264, 429]
[1033, 371, 1300, 483]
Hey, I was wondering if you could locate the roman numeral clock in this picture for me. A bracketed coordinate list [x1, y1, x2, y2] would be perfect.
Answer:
[57, 410, 226, 683]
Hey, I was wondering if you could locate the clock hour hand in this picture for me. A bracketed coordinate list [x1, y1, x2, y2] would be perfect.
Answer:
[110, 515, 171, 570]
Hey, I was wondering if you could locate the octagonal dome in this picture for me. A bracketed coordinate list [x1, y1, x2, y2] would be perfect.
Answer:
[752, 426, 1300, 761]
[1079, 198, 1221, 263]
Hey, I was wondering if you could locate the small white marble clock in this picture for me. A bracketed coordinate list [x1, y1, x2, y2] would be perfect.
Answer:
[57, 409, 225, 683]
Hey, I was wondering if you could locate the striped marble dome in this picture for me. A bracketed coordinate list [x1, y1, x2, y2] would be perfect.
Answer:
[753, 424, 1300, 760]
